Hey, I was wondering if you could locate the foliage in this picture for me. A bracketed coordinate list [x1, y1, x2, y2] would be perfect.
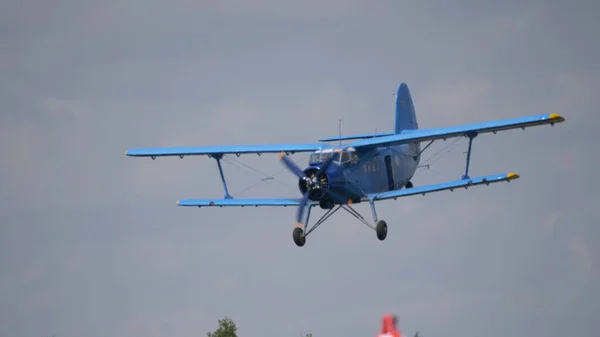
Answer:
[206, 316, 418, 337]
[207, 317, 238, 337]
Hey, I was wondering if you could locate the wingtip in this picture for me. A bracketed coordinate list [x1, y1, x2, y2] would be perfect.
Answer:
[176, 200, 180, 205]
[548, 113, 566, 122]
[507, 172, 520, 180]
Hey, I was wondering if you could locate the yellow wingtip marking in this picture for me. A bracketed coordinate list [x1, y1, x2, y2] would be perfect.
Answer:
[549, 113, 565, 122]
[507, 172, 520, 179]
[176, 200, 180, 205]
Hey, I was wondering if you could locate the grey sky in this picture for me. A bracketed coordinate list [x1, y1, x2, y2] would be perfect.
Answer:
[1, 1, 598, 337]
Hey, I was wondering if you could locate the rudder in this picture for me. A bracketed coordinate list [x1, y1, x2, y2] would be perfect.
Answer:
[395, 82, 418, 133]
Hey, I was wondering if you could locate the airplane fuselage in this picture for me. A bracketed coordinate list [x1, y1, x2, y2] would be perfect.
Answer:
[346, 142, 420, 194]
[301, 142, 420, 206]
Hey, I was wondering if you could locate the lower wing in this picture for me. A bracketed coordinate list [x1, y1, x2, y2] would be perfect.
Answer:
[176, 198, 318, 207]
[365, 172, 519, 201]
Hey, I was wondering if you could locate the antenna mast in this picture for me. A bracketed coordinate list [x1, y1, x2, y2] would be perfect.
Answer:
[338, 119, 343, 146]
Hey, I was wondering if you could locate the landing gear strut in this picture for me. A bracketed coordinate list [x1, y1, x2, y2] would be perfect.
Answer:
[292, 199, 388, 247]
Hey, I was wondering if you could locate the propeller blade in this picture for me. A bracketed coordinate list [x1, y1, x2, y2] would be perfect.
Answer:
[278, 152, 306, 179]
[296, 191, 311, 227]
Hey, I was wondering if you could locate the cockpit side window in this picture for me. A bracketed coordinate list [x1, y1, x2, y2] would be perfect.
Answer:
[341, 150, 359, 166]
[350, 152, 359, 164]
[341, 152, 351, 163]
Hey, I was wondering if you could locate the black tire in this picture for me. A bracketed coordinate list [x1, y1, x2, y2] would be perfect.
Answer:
[376, 220, 388, 241]
[293, 227, 306, 247]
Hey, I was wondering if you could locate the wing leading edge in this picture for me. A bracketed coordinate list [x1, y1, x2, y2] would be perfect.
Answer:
[365, 172, 519, 201]
[126, 143, 329, 158]
[350, 113, 565, 149]
[176, 198, 318, 207]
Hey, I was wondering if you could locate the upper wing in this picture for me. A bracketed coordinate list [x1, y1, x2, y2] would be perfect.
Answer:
[125, 143, 329, 158]
[365, 172, 519, 201]
[176, 198, 318, 207]
[350, 113, 565, 149]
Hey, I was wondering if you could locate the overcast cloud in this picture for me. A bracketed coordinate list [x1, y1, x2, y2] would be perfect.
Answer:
[1, 1, 599, 337]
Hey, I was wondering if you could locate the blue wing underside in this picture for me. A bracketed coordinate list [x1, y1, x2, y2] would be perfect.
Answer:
[177, 198, 318, 207]
[349, 113, 565, 149]
[125, 143, 328, 157]
[365, 172, 519, 202]
[125, 113, 563, 207]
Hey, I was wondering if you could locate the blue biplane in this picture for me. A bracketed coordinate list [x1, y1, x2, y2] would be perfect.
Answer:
[126, 82, 565, 247]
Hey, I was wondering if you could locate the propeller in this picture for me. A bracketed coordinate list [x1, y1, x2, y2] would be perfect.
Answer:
[278, 153, 307, 180]
[278, 151, 347, 228]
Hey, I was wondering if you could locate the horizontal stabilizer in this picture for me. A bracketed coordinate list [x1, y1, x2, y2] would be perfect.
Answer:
[176, 198, 318, 207]
[126, 143, 328, 158]
[366, 172, 520, 201]
[351, 113, 565, 149]
[318, 132, 395, 142]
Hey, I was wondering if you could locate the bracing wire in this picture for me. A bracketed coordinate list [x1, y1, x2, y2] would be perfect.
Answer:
[420, 137, 463, 166]
[222, 153, 312, 196]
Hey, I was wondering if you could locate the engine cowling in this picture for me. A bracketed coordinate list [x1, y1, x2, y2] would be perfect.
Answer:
[298, 164, 347, 201]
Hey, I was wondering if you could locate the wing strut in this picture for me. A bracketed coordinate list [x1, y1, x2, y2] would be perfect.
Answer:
[210, 154, 232, 199]
[414, 139, 435, 160]
[463, 131, 477, 179]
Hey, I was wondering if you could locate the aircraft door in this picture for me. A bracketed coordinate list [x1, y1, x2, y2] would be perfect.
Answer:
[384, 155, 395, 191]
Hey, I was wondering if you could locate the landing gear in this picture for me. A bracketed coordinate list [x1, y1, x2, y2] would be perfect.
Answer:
[291, 199, 389, 246]
[376, 220, 388, 241]
[293, 227, 306, 247]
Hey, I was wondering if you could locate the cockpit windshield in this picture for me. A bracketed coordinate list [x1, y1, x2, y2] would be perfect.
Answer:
[309, 147, 359, 166]
[319, 151, 339, 162]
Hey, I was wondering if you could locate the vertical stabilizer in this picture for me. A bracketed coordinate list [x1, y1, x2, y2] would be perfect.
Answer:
[395, 83, 418, 134]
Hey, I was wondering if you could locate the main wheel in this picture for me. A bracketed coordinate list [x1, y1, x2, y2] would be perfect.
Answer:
[293, 227, 306, 247]
[376, 220, 388, 241]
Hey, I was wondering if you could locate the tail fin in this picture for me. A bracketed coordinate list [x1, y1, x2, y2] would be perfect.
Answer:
[395, 82, 418, 134]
